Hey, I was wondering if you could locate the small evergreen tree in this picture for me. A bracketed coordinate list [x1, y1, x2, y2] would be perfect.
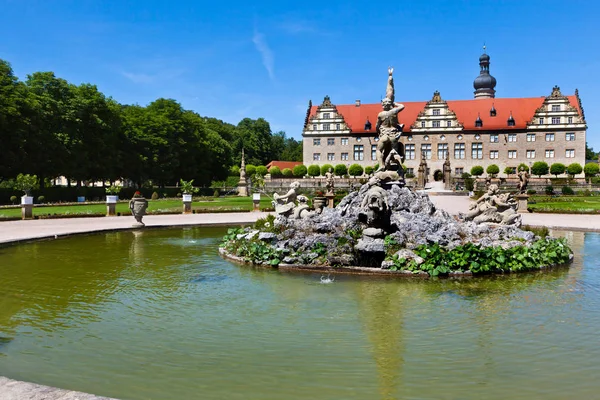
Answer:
[320, 164, 334, 176]
[504, 166, 515, 176]
[307, 165, 321, 177]
[531, 161, 549, 177]
[256, 166, 268, 176]
[567, 163, 583, 178]
[364, 166, 374, 175]
[348, 164, 364, 177]
[584, 162, 600, 177]
[292, 165, 307, 177]
[282, 168, 293, 177]
[549, 163, 566, 177]
[245, 164, 256, 177]
[269, 166, 282, 177]
[486, 164, 500, 177]
[470, 166, 484, 176]
[518, 163, 530, 173]
[334, 164, 347, 176]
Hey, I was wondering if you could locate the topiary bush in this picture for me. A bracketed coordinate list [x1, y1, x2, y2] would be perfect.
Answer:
[527, 189, 537, 195]
[567, 163, 583, 178]
[532, 161, 549, 177]
[486, 164, 500, 177]
[518, 163, 530, 173]
[151, 191, 159, 200]
[269, 166, 282, 177]
[334, 164, 347, 177]
[320, 164, 334, 176]
[37, 195, 45, 203]
[245, 164, 256, 177]
[550, 163, 566, 177]
[504, 166, 515, 176]
[293, 165, 307, 177]
[307, 165, 321, 177]
[561, 186, 574, 195]
[213, 189, 220, 197]
[348, 164, 364, 177]
[364, 166, 374, 175]
[282, 168, 293, 177]
[256, 166, 268, 176]
[470, 166, 484, 176]
[10, 195, 17, 204]
[545, 185, 554, 195]
[584, 162, 599, 177]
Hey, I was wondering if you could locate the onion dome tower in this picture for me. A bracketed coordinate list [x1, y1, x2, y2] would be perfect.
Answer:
[473, 45, 496, 99]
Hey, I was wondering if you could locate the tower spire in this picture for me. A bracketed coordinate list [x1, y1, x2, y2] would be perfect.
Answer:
[473, 46, 497, 99]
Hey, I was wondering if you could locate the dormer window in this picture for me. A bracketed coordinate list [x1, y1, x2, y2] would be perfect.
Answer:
[507, 112, 515, 127]
[490, 104, 497, 117]
[364, 119, 372, 131]
[475, 114, 483, 127]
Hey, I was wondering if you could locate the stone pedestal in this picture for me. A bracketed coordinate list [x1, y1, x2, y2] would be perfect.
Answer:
[516, 194, 529, 213]
[325, 193, 335, 208]
[21, 196, 33, 220]
[238, 184, 248, 197]
[252, 193, 261, 212]
[313, 197, 327, 212]
[182, 194, 192, 214]
[106, 195, 117, 216]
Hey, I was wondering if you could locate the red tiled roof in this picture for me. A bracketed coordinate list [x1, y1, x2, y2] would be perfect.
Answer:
[307, 95, 581, 133]
[266, 161, 303, 170]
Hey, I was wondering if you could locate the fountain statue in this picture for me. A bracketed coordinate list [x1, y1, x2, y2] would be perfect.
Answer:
[221, 68, 572, 276]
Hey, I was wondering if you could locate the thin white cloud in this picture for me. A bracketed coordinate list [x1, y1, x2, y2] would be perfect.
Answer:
[252, 28, 275, 81]
[278, 20, 317, 35]
[121, 72, 156, 84]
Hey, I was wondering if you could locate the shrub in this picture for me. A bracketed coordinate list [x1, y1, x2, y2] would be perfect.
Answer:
[293, 165, 307, 177]
[584, 162, 600, 177]
[151, 191, 159, 200]
[470, 166, 484, 176]
[348, 164, 364, 177]
[373, 164, 380, 171]
[307, 165, 321, 177]
[561, 186, 574, 195]
[245, 164, 256, 177]
[320, 164, 334, 176]
[550, 163, 566, 177]
[269, 166, 282, 177]
[531, 161, 549, 177]
[10, 195, 17, 204]
[282, 168, 293, 177]
[37, 195, 45, 203]
[504, 166, 515, 176]
[14, 173, 39, 195]
[179, 179, 198, 194]
[518, 163, 530, 173]
[213, 189, 220, 197]
[486, 164, 500, 177]
[405, 173, 415, 179]
[364, 166, 374, 175]
[545, 185, 554, 195]
[229, 165, 240, 176]
[526, 189, 537, 195]
[105, 185, 121, 195]
[334, 164, 347, 176]
[461, 172, 471, 179]
[464, 177, 475, 192]
[256, 166, 268, 176]
[567, 163, 583, 178]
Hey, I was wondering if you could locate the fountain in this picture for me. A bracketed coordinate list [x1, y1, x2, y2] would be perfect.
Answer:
[220, 68, 573, 276]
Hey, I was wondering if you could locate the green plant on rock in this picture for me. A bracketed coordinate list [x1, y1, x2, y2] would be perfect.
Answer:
[13, 173, 39, 196]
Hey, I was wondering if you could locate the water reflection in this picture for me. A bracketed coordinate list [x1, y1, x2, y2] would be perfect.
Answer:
[0, 228, 598, 400]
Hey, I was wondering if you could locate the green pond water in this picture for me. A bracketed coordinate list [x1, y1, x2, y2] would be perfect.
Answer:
[0, 227, 598, 400]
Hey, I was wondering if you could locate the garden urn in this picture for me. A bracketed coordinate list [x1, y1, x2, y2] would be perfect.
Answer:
[312, 196, 327, 213]
[106, 195, 118, 216]
[129, 196, 148, 227]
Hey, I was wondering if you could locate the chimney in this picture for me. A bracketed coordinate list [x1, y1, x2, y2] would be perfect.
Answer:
[355, 99, 361, 107]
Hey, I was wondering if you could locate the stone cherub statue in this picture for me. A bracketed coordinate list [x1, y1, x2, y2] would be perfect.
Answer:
[461, 184, 521, 226]
[518, 166, 529, 194]
[325, 167, 335, 195]
[375, 67, 405, 174]
[273, 181, 300, 217]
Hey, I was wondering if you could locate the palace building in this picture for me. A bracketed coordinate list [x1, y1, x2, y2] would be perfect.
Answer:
[302, 51, 587, 179]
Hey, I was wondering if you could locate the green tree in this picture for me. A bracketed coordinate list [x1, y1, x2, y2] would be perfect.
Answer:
[348, 164, 364, 177]
[504, 166, 515, 176]
[234, 118, 273, 166]
[567, 163, 583, 178]
[269, 166, 282, 177]
[334, 164, 347, 176]
[365, 166, 374, 175]
[586, 142, 598, 161]
[486, 164, 499, 177]
[470, 166, 484, 176]
[320, 164, 334, 176]
[518, 163, 530, 173]
[282, 168, 293, 177]
[245, 164, 256, 177]
[531, 161, 549, 177]
[293, 164, 307, 177]
[307, 165, 321, 177]
[256, 166, 268, 176]
[230, 165, 240, 176]
[549, 163, 566, 177]
[584, 162, 599, 177]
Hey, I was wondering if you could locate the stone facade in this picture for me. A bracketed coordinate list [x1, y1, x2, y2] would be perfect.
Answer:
[302, 53, 587, 181]
[303, 88, 587, 180]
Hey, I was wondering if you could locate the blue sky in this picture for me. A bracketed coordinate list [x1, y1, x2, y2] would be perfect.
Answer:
[1, 0, 599, 148]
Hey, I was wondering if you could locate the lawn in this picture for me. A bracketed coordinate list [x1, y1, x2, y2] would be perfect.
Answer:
[0, 196, 274, 219]
[528, 195, 600, 213]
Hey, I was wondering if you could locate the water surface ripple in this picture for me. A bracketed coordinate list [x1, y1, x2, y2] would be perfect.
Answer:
[0, 227, 598, 399]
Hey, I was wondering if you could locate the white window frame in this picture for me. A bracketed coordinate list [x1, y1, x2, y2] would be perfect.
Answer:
[546, 133, 555, 142]
[566, 149, 575, 158]
[327, 153, 335, 161]
[526, 150, 535, 159]
[405, 144, 415, 160]
[327, 138, 335, 146]
[341, 152, 349, 161]
[454, 143, 465, 159]
[421, 144, 432, 159]
[508, 150, 517, 159]
[526, 134, 536, 142]
[545, 149, 555, 158]
[566, 133, 575, 141]
[353, 145, 364, 161]
[490, 134, 499, 143]
[432, 109, 441, 116]
[552, 105, 560, 112]
[432, 120, 440, 128]
[341, 138, 349, 145]
[490, 150, 499, 159]
[508, 134, 517, 142]
[313, 153, 321, 161]
[551, 117, 560, 125]
[313, 138, 321, 146]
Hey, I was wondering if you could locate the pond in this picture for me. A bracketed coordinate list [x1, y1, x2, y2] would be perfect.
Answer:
[0, 227, 598, 399]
